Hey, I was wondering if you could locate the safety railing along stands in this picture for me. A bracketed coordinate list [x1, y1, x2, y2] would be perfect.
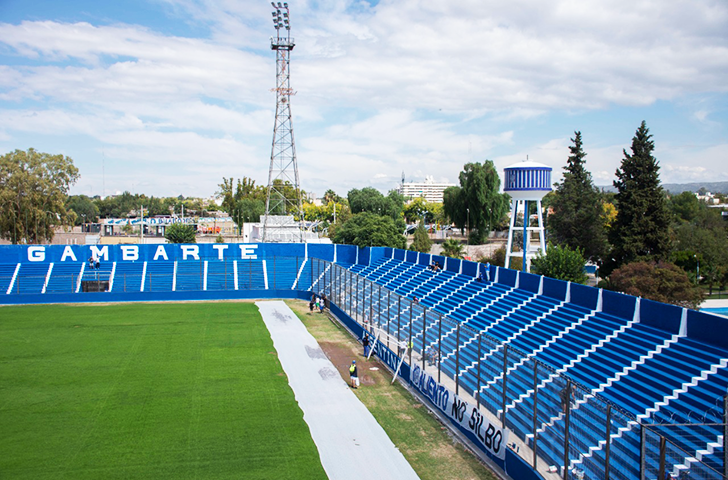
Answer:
[310, 258, 728, 480]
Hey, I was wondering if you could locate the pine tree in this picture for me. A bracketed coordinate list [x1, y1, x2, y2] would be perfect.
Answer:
[410, 221, 432, 253]
[548, 132, 607, 262]
[607, 121, 671, 273]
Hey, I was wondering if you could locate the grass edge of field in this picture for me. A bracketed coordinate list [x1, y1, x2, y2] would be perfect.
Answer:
[285, 300, 499, 480]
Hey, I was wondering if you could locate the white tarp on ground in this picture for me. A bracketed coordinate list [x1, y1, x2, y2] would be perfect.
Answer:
[256, 301, 420, 480]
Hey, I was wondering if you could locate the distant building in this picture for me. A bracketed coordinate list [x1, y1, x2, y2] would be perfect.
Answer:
[695, 191, 720, 204]
[398, 175, 455, 203]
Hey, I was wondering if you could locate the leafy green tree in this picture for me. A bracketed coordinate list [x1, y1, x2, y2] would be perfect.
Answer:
[669, 191, 702, 224]
[673, 221, 728, 294]
[348, 187, 404, 220]
[403, 198, 441, 224]
[606, 121, 671, 274]
[478, 246, 506, 267]
[607, 261, 703, 310]
[66, 195, 99, 225]
[332, 212, 406, 249]
[531, 244, 588, 284]
[441, 239, 464, 259]
[0, 148, 79, 244]
[443, 161, 509, 243]
[547, 132, 608, 262]
[410, 221, 432, 253]
[164, 223, 197, 243]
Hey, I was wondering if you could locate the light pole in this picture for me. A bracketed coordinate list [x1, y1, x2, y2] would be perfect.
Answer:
[466, 208, 470, 246]
[695, 254, 700, 285]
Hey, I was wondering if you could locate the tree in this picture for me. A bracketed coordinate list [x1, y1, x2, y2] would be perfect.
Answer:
[443, 161, 509, 243]
[332, 212, 406, 249]
[0, 148, 79, 244]
[410, 221, 432, 253]
[531, 244, 588, 284]
[607, 261, 703, 310]
[66, 195, 99, 225]
[547, 132, 608, 262]
[348, 187, 403, 219]
[441, 239, 464, 259]
[164, 223, 197, 243]
[607, 121, 671, 274]
[402, 197, 441, 224]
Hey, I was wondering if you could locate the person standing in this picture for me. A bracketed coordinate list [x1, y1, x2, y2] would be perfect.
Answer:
[349, 360, 359, 388]
[309, 294, 316, 313]
[363, 335, 370, 357]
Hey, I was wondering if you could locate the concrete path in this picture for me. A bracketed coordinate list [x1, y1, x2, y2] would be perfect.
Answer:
[256, 301, 420, 480]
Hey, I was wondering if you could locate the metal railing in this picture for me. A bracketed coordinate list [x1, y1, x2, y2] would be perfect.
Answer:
[310, 258, 728, 480]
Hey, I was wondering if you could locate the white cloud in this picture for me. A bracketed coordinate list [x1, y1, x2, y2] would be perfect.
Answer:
[0, 0, 726, 199]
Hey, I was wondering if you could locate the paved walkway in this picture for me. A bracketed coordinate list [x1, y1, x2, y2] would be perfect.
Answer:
[256, 301, 420, 480]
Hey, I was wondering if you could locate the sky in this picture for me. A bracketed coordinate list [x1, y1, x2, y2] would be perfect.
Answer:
[0, 0, 727, 200]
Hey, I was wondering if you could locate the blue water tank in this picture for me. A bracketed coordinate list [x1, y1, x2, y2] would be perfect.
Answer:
[503, 160, 552, 200]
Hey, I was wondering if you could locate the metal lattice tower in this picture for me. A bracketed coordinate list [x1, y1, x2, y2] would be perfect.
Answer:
[263, 1, 304, 242]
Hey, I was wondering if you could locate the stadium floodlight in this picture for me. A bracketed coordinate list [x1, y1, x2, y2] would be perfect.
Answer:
[283, 2, 288, 7]
[278, 2, 282, 7]
[271, 2, 276, 7]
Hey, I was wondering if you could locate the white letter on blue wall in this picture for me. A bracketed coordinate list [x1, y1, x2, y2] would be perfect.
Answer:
[90, 245, 109, 261]
[212, 244, 228, 260]
[121, 246, 139, 261]
[28, 246, 46, 262]
[153, 245, 169, 261]
[60, 246, 77, 262]
[181, 245, 199, 260]
[239, 244, 258, 260]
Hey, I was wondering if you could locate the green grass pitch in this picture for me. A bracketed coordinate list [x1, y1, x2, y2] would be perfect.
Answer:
[0, 302, 327, 480]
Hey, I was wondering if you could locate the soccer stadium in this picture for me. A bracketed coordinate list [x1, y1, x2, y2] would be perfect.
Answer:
[1, 242, 727, 480]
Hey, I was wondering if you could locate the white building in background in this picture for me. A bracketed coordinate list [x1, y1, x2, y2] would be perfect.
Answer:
[398, 175, 456, 203]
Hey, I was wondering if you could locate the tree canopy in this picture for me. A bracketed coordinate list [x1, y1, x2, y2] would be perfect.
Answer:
[164, 223, 197, 243]
[332, 212, 406, 249]
[547, 132, 608, 262]
[410, 221, 432, 253]
[443, 161, 509, 243]
[0, 148, 79, 244]
[531, 244, 588, 284]
[66, 195, 100, 225]
[607, 261, 703, 310]
[348, 187, 405, 220]
[606, 121, 671, 274]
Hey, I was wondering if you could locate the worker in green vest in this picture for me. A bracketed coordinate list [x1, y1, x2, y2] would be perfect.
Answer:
[349, 360, 359, 388]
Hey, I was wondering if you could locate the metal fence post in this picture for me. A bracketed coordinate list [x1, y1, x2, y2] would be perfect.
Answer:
[384, 289, 389, 348]
[503, 344, 508, 429]
[605, 404, 611, 480]
[397, 296, 401, 351]
[476, 332, 482, 409]
[408, 302, 413, 366]
[455, 322, 460, 396]
[438, 314, 443, 384]
[640, 423, 646, 480]
[422, 309, 426, 371]
[533, 360, 538, 469]
[658, 435, 666, 480]
[563, 380, 571, 480]
[368, 281, 373, 332]
[723, 391, 727, 480]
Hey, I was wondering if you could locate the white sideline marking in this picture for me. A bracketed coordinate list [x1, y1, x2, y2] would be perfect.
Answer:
[256, 301, 420, 480]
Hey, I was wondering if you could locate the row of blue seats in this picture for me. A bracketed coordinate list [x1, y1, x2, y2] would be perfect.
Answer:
[0, 258, 311, 294]
[341, 257, 728, 478]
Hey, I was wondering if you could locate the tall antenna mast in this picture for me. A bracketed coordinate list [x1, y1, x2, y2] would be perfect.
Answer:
[263, 1, 304, 242]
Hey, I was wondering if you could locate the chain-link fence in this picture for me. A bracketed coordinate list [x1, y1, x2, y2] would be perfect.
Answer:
[311, 259, 728, 480]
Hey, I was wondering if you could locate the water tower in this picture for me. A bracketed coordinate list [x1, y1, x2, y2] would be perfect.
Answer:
[503, 160, 552, 272]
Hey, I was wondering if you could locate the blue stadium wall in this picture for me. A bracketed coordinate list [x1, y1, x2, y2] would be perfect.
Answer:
[1, 242, 726, 350]
[2, 242, 728, 480]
